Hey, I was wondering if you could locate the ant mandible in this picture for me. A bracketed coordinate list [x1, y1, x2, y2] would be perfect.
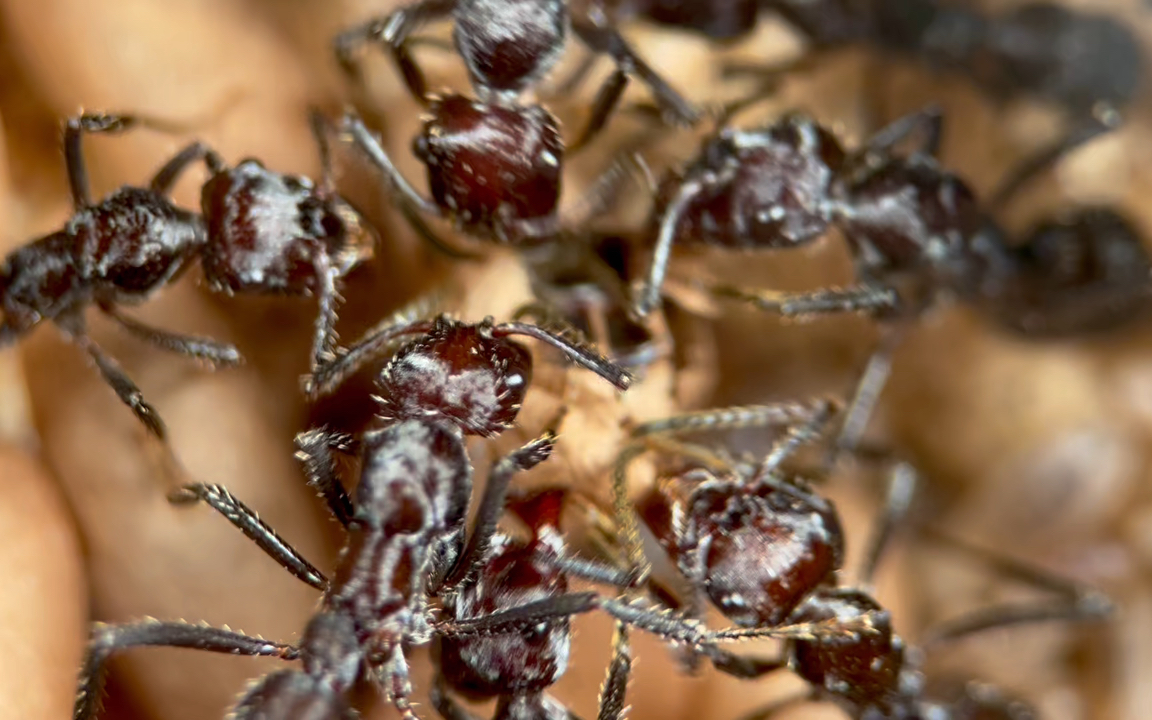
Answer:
[611, 402, 1112, 719]
[332, 0, 700, 250]
[0, 111, 375, 439]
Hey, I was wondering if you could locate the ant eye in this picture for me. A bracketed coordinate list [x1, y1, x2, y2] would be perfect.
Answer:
[505, 373, 525, 388]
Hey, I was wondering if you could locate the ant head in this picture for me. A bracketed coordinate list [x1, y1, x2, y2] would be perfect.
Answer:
[453, 0, 567, 94]
[789, 589, 904, 715]
[646, 468, 845, 627]
[201, 160, 373, 293]
[415, 95, 563, 239]
[379, 316, 533, 437]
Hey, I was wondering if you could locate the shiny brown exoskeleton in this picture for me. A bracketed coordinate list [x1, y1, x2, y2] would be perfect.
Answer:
[0, 111, 375, 439]
[72, 314, 634, 720]
[333, 0, 699, 248]
[431, 489, 633, 720]
[616, 407, 1111, 719]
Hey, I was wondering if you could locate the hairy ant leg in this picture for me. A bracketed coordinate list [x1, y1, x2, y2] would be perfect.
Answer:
[98, 304, 242, 368]
[303, 312, 436, 399]
[828, 323, 907, 465]
[59, 316, 169, 439]
[710, 283, 901, 319]
[857, 461, 917, 587]
[293, 427, 360, 527]
[167, 483, 328, 591]
[74, 621, 297, 720]
[147, 140, 225, 195]
[915, 528, 1113, 649]
[333, 0, 454, 101]
[437, 430, 559, 590]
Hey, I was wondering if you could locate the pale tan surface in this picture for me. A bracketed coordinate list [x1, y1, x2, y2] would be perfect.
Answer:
[0, 1, 1148, 719]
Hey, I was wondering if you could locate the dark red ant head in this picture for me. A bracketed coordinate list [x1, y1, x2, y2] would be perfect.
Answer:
[414, 95, 563, 241]
[835, 154, 983, 288]
[200, 160, 375, 294]
[661, 115, 846, 250]
[436, 533, 569, 698]
[789, 589, 906, 715]
[452, 0, 567, 94]
[0, 233, 82, 340]
[643, 469, 845, 627]
[378, 316, 533, 437]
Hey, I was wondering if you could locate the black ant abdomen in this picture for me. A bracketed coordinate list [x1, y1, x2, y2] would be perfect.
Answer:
[413, 95, 564, 241]
[200, 158, 375, 296]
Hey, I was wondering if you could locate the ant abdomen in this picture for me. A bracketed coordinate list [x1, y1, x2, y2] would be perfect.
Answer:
[200, 159, 375, 295]
[414, 95, 564, 240]
[789, 589, 906, 714]
[379, 318, 533, 436]
[454, 0, 567, 92]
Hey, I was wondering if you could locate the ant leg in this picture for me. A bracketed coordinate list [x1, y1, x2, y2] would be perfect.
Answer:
[711, 283, 901, 318]
[988, 113, 1119, 212]
[857, 462, 917, 587]
[341, 111, 447, 234]
[438, 429, 558, 590]
[99, 305, 242, 368]
[149, 141, 227, 195]
[861, 105, 944, 158]
[634, 177, 707, 318]
[167, 483, 328, 590]
[396, 198, 486, 260]
[75, 620, 297, 720]
[496, 320, 633, 390]
[571, 17, 700, 128]
[303, 313, 436, 399]
[753, 399, 837, 479]
[332, 0, 455, 102]
[917, 529, 1113, 649]
[429, 675, 482, 720]
[309, 254, 342, 370]
[59, 317, 167, 440]
[596, 623, 633, 720]
[632, 400, 835, 438]
[569, 68, 630, 153]
[376, 647, 421, 720]
[309, 109, 337, 197]
[828, 323, 907, 464]
[437, 592, 602, 637]
[294, 427, 360, 527]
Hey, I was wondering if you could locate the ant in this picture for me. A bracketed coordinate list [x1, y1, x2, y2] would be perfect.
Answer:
[610, 401, 1113, 719]
[71, 314, 802, 719]
[634, 103, 1149, 455]
[0, 111, 376, 440]
[331, 1, 701, 251]
[592, 1, 1144, 122]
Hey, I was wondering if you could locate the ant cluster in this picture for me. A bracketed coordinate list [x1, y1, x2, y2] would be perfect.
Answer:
[0, 0, 1137, 718]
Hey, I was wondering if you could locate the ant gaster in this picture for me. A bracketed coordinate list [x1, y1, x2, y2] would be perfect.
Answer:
[332, 0, 700, 249]
[612, 402, 1112, 719]
[0, 112, 375, 439]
